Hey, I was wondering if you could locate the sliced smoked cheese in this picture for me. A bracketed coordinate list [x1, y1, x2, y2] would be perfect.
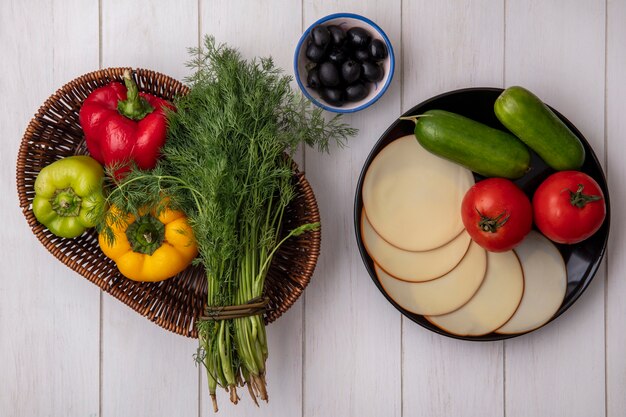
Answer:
[497, 231, 567, 335]
[375, 241, 487, 316]
[426, 250, 524, 336]
[362, 135, 475, 251]
[361, 211, 471, 282]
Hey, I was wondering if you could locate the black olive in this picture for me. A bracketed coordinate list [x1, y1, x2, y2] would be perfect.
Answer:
[311, 25, 331, 47]
[341, 60, 361, 84]
[347, 27, 371, 48]
[353, 48, 370, 62]
[320, 87, 344, 106]
[307, 67, 322, 90]
[369, 39, 388, 61]
[327, 25, 346, 46]
[361, 61, 384, 82]
[306, 42, 327, 63]
[328, 47, 349, 66]
[345, 82, 370, 102]
[318, 62, 340, 87]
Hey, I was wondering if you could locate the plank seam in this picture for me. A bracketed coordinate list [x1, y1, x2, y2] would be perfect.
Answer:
[300, 2, 306, 417]
[503, 0, 507, 86]
[400, 316, 404, 417]
[98, 0, 102, 69]
[300, 0, 306, 175]
[197, 366, 201, 417]
[400, 1, 405, 416]
[98, 1, 103, 415]
[503, 341, 507, 417]
[302, 294, 306, 417]
[603, 0, 609, 416]
[502, 3, 507, 416]
[51, 0, 55, 83]
[99, 291, 103, 417]
[197, 0, 201, 49]
[197, 2, 202, 416]
[196, 0, 201, 417]
[400, 0, 404, 117]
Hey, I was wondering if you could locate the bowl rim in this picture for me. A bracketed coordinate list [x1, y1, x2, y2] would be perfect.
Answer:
[294, 12, 395, 113]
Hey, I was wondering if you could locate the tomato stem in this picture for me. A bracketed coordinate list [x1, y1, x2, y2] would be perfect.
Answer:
[567, 184, 602, 208]
[476, 208, 510, 233]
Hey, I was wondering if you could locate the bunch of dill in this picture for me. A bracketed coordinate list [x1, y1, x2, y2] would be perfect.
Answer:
[98, 36, 356, 411]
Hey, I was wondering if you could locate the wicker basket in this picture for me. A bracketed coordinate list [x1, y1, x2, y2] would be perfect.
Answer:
[16, 68, 320, 338]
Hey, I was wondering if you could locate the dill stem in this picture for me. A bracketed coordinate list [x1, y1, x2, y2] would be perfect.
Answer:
[205, 345, 217, 394]
[250, 315, 258, 343]
[213, 336, 228, 387]
[218, 319, 235, 386]
[254, 223, 305, 284]
[107, 174, 206, 217]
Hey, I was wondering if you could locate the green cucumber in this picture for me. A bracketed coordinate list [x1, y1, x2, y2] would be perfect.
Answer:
[494, 86, 585, 170]
[402, 109, 531, 179]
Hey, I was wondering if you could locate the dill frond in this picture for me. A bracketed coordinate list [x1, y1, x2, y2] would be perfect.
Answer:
[94, 35, 356, 408]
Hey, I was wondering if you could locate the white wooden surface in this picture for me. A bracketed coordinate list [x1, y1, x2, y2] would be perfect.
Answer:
[402, 2, 506, 417]
[504, 2, 607, 416]
[1, 1, 624, 416]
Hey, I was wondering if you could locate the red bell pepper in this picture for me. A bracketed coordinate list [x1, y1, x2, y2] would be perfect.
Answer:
[79, 70, 173, 177]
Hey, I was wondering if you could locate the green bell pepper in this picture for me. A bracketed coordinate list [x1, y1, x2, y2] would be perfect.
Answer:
[32, 155, 105, 238]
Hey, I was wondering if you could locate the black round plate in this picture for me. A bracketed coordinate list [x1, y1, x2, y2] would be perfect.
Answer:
[354, 87, 610, 341]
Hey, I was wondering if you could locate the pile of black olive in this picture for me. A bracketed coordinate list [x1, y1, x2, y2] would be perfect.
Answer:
[304, 24, 388, 107]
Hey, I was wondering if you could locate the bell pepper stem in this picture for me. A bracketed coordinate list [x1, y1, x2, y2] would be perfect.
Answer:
[51, 187, 82, 217]
[117, 69, 154, 121]
[125, 214, 165, 255]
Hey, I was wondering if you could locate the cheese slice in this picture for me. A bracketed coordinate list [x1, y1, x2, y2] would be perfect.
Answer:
[426, 250, 524, 336]
[362, 135, 474, 251]
[497, 231, 567, 335]
[361, 211, 471, 282]
[375, 241, 487, 316]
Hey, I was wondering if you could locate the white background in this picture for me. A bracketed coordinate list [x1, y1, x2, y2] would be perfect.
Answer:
[1, 0, 624, 416]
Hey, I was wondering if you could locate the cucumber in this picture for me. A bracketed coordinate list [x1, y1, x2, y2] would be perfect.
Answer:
[494, 86, 585, 170]
[403, 109, 531, 179]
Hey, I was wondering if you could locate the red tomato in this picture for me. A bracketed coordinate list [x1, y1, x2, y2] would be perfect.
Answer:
[461, 178, 533, 252]
[533, 171, 606, 244]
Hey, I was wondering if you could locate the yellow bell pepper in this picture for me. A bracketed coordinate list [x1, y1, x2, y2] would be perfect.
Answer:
[99, 205, 198, 282]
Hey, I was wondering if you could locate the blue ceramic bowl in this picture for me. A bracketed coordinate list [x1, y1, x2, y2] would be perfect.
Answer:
[294, 13, 395, 113]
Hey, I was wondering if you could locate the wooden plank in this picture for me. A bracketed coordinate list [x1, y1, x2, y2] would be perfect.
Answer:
[100, 303, 199, 417]
[606, 0, 626, 415]
[102, 0, 198, 78]
[403, 0, 506, 99]
[0, 0, 100, 416]
[100, 1, 200, 417]
[504, 1, 606, 417]
[199, 1, 304, 415]
[401, 2, 505, 417]
[302, 2, 402, 417]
